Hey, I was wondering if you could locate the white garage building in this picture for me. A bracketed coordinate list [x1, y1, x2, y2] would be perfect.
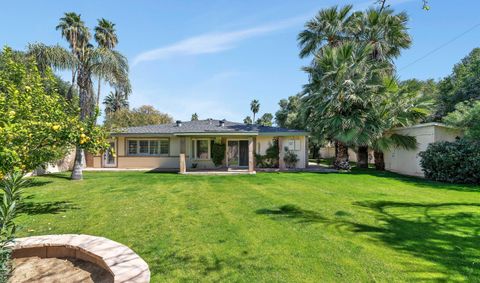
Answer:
[384, 123, 463, 177]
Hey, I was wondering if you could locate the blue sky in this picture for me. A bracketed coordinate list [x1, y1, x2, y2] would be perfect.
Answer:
[1, 0, 480, 123]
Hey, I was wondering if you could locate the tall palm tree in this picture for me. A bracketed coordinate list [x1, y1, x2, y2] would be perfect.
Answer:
[250, 99, 260, 123]
[103, 90, 129, 115]
[301, 41, 389, 170]
[94, 18, 118, 107]
[299, 6, 412, 168]
[29, 13, 130, 180]
[55, 12, 90, 100]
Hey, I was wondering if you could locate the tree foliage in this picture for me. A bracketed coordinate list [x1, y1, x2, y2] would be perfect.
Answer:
[256, 113, 273, 126]
[444, 101, 480, 140]
[250, 99, 260, 122]
[103, 90, 129, 115]
[435, 48, 480, 118]
[0, 47, 109, 175]
[191, 113, 199, 121]
[275, 95, 303, 129]
[104, 105, 173, 129]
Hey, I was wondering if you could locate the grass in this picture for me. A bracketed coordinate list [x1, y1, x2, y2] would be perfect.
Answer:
[17, 170, 480, 282]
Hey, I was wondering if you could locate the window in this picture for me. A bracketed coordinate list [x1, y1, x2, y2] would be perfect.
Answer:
[127, 139, 169, 156]
[285, 138, 301, 151]
[160, 140, 169, 154]
[128, 140, 138, 155]
[139, 140, 149, 154]
[192, 139, 211, 160]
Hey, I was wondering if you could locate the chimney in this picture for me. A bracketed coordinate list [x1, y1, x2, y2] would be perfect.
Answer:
[219, 119, 225, 127]
[176, 120, 182, 127]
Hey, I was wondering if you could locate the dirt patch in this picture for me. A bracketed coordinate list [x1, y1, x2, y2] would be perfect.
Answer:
[9, 256, 113, 283]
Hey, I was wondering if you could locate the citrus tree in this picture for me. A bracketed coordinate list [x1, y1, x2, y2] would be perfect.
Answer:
[0, 46, 109, 176]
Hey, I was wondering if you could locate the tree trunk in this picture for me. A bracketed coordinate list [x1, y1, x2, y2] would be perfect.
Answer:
[357, 146, 369, 169]
[374, 150, 385, 171]
[96, 78, 101, 108]
[71, 69, 95, 180]
[70, 146, 84, 180]
[334, 140, 350, 170]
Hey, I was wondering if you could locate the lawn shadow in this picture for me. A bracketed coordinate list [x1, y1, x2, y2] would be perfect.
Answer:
[350, 200, 480, 281]
[256, 204, 328, 224]
[21, 200, 79, 215]
[256, 201, 480, 280]
[345, 168, 480, 192]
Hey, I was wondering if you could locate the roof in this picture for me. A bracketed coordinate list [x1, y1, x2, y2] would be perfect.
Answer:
[112, 119, 308, 136]
[392, 122, 460, 131]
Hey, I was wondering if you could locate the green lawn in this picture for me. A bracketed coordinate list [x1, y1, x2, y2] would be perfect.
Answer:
[18, 170, 480, 282]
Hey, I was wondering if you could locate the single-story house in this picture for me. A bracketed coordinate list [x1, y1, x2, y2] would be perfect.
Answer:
[87, 119, 309, 173]
[384, 122, 463, 177]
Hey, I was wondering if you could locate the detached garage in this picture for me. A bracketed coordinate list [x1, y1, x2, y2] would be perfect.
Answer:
[384, 123, 464, 177]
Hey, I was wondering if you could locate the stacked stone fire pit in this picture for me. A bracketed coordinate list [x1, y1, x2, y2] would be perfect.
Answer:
[10, 234, 150, 282]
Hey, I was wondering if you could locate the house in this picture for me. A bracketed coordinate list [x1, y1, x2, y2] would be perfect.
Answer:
[88, 119, 309, 173]
[384, 123, 463, 177]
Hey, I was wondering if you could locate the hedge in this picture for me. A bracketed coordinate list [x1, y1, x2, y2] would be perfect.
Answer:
[419, 139, 480, 184]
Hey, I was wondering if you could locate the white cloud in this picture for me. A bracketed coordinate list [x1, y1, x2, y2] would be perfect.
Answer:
[132, 17, 303, 65]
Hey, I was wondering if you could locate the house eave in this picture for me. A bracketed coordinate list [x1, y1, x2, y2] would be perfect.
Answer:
[258, 132, 309, 136]
[174, 132, 258, 136]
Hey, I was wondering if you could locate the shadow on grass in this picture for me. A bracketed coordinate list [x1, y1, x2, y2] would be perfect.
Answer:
[351, 201, 480, 280]
[21, 200, 78, 215]
[145, 249, 266, 281]
[256, 204, 327, 224]
[257, 201, 480, 280]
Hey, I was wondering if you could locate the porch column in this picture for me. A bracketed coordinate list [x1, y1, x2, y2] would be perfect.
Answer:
[305, 136, 309, 168]
[248, 138, 255, 174]
[278, 137, 286, 170]
[179, 153, 186, 174]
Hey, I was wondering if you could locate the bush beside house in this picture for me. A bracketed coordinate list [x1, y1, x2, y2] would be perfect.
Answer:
[419, 139, 480, 184]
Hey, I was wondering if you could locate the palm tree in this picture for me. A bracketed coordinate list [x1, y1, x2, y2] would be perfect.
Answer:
[29, 13, 130, 180]
[55, 12, 90, 100]
[301, 41, 389, 170]
[250, 99, 260, 123]
[298, 5, 354, 58]
[94, 18, 118, 107]
[299, 6, 412, 168]
[370, 79, 430, 170]
[103, 90, 129, 115]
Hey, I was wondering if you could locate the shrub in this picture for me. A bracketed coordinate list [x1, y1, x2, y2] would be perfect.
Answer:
[211, 142, 225, 167]
[0, 171, 27, 282]
[255, 140, 279, 168]
[283, 148, 299, 169]
[419, 139, 480, 184]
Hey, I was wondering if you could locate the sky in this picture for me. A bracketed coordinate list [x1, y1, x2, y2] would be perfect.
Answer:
[1, 0, 480, 123]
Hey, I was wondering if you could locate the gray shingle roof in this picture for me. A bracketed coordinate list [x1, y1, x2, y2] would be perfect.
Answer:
[112, 119, 307, 136]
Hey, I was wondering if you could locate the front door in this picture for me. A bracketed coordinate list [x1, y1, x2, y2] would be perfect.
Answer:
[103, 141, 116, 167]
[227, 140, 249, 167]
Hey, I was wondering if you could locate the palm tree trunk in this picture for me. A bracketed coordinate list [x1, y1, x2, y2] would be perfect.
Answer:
[70, 146, 84, 180]
[96, 78, 101, 108]
[374, 150, 385, 171]
[357, 146, 369, 169]
[334, 140, 350, 170]
[70, 70, 95, 180]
